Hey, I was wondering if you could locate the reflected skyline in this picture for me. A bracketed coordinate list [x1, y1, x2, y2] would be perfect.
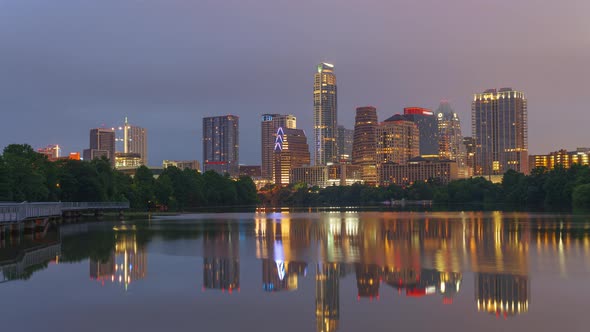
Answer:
[2, 212, 590, 331]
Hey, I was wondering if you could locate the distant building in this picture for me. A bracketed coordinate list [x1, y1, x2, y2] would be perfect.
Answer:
[352, 106, 379, 184]
[376, 114, 420, 164]
[261, 114, 297, 180]
[472, 88, 528, 176]
[436, 102, 469, 178]
[378, 157, 458, 186]
[273, 127, 310, 186]
[336, 125, 354, 162]
[163, 160, 201, 171]
[202, 115, 239, 176]
[123, 117, 148, 166]
[291, 164, 362, 188]
[529, 149, 590, 172]
[115, 152, 143, 169]
[37, 145, 60, 161]
[314, 63, 338, 166]
[83, 128, 116, 167]
[239, 165, 262, 178]
[402, 107, 438, 156]
[463, 136, 476, 174]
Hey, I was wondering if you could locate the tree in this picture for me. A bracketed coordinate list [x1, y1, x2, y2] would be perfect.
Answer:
[573, 184, 590, 210]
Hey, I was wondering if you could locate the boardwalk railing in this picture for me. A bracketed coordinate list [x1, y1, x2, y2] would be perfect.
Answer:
[0, 202, 130, 224]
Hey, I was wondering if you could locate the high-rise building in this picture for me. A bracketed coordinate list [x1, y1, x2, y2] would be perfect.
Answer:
[352, 106, 378, 184]
[402, 107, 438, 156]
[273, 127, 310, 186]
[313, 63, 338, 166]
[83, 128, 116, 167]
[472, 88, 528, 176]
[436, 102, 468, 177]
[202, 115, 239, 176]
[463, 136, 476, 173]
[261, 114, 296, 179]
[123, 117, 148, 166]
[376, 114, 420, 165]
[336, 125, 354, 162]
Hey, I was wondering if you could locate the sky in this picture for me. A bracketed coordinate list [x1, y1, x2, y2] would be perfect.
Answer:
[1, 0, 589, 166]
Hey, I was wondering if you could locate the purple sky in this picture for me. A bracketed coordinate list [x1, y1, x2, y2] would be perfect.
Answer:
[1, 0, 589, 165]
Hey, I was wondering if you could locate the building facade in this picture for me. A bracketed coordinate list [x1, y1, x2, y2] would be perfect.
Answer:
[84, 128, 116, 167]
[313, 63, 338, 166]
[529, 148, 590, 172]
[436, 102, 469, 178]
[202, 115, 239, 176]
[162, 160, 201, 171]
[472, 88, 528, 176]
[37, 145, 60, 161]
[239, 165, 262, 178]
[378, 157, 458, 186]
[352, 106, 379, 184]
[291, 164, 362, 188]
[123, 117, 147, 166]
[402, 107, 438, 156]
[336, 125, 354, 162]
[115, 152, 143, 169]
[376, 114, 420, 165]
[273, 127, 311, 186]
[261, 114, 297, 179]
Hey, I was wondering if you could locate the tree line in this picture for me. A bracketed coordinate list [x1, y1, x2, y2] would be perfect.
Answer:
[260, 165, 590, 211]
[0, 144, 258, 210]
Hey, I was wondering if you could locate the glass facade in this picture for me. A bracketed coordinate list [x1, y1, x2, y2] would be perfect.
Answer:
[313, 63, 338, 166]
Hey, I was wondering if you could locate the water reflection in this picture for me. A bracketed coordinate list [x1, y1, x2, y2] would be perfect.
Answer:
[1, 212, 590, 331]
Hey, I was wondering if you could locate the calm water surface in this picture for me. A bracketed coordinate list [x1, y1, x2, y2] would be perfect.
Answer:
[2, 211, 590, 332]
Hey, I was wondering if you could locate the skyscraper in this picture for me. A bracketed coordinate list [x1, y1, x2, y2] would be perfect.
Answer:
[273, 127, 310, 186]
[376, 114, 420, 165]
[313, 63, 337, 166]
[352, 106, 378, 184]
[261, 114, 296, 180]
[336, 125, 354, 162]
[402, 107, 438, 156]
[472, 88, 528, 176]
[202, 115, 239, 176]
[83, 128, 116, 167]
[123, 117, 148, 166]
[436, 101, 467, 176]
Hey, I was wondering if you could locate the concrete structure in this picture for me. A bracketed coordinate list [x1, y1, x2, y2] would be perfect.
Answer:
[378, 157, 458, 186]
[83, 128, 116, 167]
[352, 106, 378, 184]
[0, 202, 129, 225]
[529, 149, 590, 172]
[123, 117, 147, 166]
[202, 115, 239, 176]
[261, 114, 296, 179]
[376, 114, 420, 165]
[313, 63, 338, 166]
[402, 107, 438, 156]
[115, 152, 143, 169]
[291, 164, 362, 188]
[163, 160, 201, 171]
[472, 88, 528, 176]
[37, 145, 60, 161]
[274, 127, 310, 186]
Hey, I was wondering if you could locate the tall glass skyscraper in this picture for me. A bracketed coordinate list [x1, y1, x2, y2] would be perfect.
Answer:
[436, 102, 465, 163]
[472, 88, 528, 176]
[352, 106, 378, 183]
[202, 115, 239, 176]
[313, 63, 337, 166]
[123, 117, 148, 166]
[402, 107, 438, 156]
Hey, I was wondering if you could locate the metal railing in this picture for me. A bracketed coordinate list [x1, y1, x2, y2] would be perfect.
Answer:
[0, 202, 130, 224]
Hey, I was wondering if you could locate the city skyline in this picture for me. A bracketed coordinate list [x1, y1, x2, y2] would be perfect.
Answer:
[1, 1, 589, 165]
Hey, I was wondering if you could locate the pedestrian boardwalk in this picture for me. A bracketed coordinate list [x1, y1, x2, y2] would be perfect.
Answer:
[0, 202, 129, 224]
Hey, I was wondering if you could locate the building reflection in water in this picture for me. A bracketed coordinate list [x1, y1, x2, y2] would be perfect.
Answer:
[476, 273, 529, 318]
[203, 225, 240, 293]
[316, 262, 340, 332]
[89, 228, 147, 290]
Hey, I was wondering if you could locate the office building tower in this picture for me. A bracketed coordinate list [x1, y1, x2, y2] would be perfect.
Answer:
[376, 114, 420, 165]
[313, 63, 338, 166]
[352, 106, 378, 184]
[436, 101, 469, 177]
[261, 114, 297, 179]
[123, 117, 148, 166]
[83, 128, 116, 167]
[274, 127, 311, 186]
[202, 115, 239, 176]
[472, 88, 528, 176]
[402, 107, 438, 156]
[463, 136, 476, 173]
[336, 125, 354, 162]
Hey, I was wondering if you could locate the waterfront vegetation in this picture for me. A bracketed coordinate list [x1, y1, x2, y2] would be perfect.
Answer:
[1, 144, 590, 211]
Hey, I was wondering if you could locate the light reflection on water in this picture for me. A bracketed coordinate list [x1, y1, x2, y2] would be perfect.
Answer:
[1, 211, 590, 331]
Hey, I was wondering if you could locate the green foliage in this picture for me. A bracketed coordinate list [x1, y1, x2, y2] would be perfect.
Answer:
[573, 184, 590, 210]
